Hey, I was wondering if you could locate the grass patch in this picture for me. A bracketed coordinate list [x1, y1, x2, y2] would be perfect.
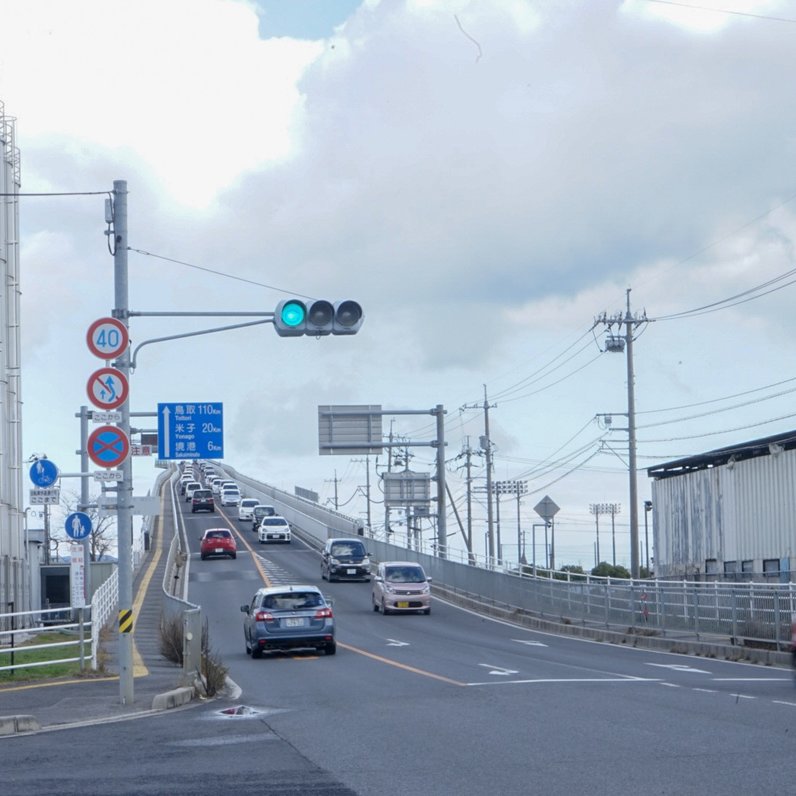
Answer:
[0, 632, 91, 683]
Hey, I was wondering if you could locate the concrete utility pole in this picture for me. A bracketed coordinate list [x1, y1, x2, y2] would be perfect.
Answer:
[112, 179, 134, 705]
[351, 456, 372, 533]
[462, 387, 496, 562]
[325, 470, 340, 511]
[593, 290, 647, 579]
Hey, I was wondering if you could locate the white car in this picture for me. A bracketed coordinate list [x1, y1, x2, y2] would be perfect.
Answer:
[221, 487, 241, 507]
[184, 481, 202, 502]
[258, 516, 291, 544]
[238, 498, 259, 521]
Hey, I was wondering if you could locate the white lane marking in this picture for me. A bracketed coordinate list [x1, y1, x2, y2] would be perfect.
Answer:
[659, 682, 681, 688]
[512, 639, 548, 647]
[466, 677, 659, 687]
[478, 664, 519, 676]
[733, 694, 756, 700]
[646, 663, 711, 674]
[693, 688, 717, 694]
[386, 639, 410, 647]
[773, 700, 796, 707]
[713, 677, 790, 682]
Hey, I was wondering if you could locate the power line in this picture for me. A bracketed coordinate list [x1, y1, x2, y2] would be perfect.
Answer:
[645, 0, 796, 24]
[129, 247, 315, 299]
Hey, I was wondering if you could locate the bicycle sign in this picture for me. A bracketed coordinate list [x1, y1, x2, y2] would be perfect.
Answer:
[86, 317, 129, 360]
[87, 367, 129, 410]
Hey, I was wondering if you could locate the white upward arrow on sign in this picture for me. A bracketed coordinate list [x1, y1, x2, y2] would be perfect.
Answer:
[161, 405, 172, 458]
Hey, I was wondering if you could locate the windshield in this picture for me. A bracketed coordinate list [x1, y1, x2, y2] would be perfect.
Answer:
[384, 566, 426, 583]
[331, 542, 365, 558]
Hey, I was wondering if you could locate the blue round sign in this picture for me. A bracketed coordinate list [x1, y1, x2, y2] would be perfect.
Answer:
[29, 459, 59, 487]
[65, 512, 92, 540]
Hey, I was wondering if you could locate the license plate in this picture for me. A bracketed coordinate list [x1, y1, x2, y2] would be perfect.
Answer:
[285, 617, 305, 628]
[397, 601, 409, 608]
[346, 568, 356, 575]
[214, 548, 224, 553]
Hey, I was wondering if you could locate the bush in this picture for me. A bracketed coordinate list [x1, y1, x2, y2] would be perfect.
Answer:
[591, 562, 631, 579]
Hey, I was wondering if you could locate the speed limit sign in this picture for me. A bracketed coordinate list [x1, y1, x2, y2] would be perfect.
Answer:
[86, 317, 129, 360]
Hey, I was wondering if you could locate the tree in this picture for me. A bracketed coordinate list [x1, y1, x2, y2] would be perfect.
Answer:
[591, 561, 631, 579]
[58, 491, 117, 561]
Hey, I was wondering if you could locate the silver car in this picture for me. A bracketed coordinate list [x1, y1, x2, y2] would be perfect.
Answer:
[372, 561, 432, 615]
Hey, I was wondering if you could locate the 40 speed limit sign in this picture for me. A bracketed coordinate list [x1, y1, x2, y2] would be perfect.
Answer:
[87, 317, 129, 360]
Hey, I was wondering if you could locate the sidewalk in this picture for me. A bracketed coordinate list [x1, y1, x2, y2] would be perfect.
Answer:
[0, 490, 196, 736]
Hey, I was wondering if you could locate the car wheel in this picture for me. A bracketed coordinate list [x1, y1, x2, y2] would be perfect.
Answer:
[245, 636, 251, 655]
[325, 641, 337, 656]
[423, 607, 431, 615]
[251, 646, 263, 659]
[200, 554, 206, 560]
[191, 508, 196, 513]
[381, 598, 389, 615]
[231, 553, 237, 559]
[372, 599, 379, 612]
[321, 568, 326, 581]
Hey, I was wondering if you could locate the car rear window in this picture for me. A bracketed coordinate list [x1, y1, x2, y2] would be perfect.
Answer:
[193, 490, 212, 498]
[261, 592, 323, 610]
[262, 518, 288, 526]
[205, 530, 231, 539]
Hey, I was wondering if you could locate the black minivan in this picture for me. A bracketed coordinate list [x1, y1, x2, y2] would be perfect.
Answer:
[321, 537, 371, 582]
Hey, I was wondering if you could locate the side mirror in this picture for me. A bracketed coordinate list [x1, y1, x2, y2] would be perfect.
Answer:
[374, 575, 383, 583]
[240, 605, 249, 613]
[427, 577, 433, 583]
[325, 598, 334, 608]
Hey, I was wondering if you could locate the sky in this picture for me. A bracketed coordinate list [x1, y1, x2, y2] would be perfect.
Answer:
[3, 0, 796, 570]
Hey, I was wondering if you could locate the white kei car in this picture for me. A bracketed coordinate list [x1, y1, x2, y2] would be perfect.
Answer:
[238, 498, 259, 521]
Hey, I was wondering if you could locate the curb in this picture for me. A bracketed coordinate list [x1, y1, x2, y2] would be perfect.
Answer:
[0, 715, 40, 736]
[151, 686, 196, 711]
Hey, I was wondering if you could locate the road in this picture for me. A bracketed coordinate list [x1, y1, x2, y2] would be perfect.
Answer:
[5, 485, 796, 795]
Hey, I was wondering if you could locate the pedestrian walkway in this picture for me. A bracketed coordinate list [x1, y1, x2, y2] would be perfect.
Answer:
[0, 478, 196, 735]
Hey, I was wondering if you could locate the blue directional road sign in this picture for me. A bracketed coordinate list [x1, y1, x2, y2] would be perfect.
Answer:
[65, 512, 92, 540]
[157, 403, 224, 460]
[29, 458, 59, 487]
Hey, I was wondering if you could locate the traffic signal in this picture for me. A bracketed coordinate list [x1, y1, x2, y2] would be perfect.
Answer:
[274, 299, 364, 337]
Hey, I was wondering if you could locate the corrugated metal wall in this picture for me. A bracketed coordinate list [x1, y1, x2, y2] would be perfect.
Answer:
[652, 447, 796, 578]
[0, 102, 26, 612]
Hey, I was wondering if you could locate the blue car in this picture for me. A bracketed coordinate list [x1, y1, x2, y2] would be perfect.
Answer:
[241, 586, 336, 658]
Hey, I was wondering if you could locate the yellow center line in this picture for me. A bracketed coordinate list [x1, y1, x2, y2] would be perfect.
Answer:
[337, 641, 466, 686]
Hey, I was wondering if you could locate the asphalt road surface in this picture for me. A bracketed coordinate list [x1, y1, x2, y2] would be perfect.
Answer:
[5, 494, 796, 795]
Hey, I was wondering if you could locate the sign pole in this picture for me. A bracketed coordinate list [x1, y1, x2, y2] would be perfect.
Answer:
[112, 179, 134, 705]
[79, 406, 91, 603]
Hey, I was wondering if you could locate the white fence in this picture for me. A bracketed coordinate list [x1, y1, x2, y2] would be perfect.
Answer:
[0, 567, 118, 675]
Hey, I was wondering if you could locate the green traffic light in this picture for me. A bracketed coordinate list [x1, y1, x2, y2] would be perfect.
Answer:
[280, 300, 306, 327]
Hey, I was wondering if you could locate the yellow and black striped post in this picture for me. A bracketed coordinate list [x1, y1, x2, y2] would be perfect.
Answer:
[118, 608, 133, 634]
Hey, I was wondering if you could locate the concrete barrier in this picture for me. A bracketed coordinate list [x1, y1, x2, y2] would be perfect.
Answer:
[0, 714, 40, 736]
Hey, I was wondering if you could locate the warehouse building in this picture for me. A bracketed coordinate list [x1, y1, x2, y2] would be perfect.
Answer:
[647, 430, 796, 581]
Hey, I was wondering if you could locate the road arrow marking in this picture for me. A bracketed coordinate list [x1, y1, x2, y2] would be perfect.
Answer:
[478, 664, 519, 676]
[512, 639, 548, 647]
[386, 639, 410, 647]
[646, 663, 711, 674]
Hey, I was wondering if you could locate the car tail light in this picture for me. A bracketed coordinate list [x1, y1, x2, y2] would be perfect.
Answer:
[314, 607, 333, 619]
[255, 611, 274, 622]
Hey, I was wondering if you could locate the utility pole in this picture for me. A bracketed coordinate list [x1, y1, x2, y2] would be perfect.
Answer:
[112, 178, 134, 705]
[351, 457, 371, 533]
[325, 470, 340, 511]
[593, 289, 647, 579]
[462, 386, 496, 562]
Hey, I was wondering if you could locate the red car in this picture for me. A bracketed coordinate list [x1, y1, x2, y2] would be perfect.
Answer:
[200, 528, 237, 560]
